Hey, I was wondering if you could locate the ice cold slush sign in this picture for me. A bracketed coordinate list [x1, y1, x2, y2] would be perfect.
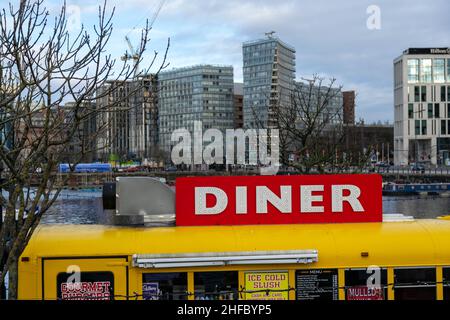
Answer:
[175, 175, 382, 226]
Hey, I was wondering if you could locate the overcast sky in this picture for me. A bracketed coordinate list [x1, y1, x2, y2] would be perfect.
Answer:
[49, 0, 450, 122]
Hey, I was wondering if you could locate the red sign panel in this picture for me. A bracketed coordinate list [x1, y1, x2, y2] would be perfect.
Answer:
[346, 286, 384, 300]
[175, 174, 382, 227]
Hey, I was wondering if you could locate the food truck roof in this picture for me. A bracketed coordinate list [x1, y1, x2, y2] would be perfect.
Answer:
[22, 218, 450, 268]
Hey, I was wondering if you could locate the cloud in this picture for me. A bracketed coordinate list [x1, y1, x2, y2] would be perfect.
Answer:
[43, 0, 450, 122]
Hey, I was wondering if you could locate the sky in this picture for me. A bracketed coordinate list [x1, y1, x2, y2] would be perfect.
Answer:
[37, 0, 450, 122]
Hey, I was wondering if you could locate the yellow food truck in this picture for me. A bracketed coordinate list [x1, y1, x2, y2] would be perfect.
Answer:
[16, 176, 450, 300]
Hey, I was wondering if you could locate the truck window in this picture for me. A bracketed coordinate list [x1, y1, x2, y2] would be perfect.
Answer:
[142, 273, 187, 300]
[394, 268, 436, 300]
[345, 268, 387, 300]
[194, 271, 238, 300]
[444, 267, 450, 300]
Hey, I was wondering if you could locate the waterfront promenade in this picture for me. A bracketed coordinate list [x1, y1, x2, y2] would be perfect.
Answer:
[42, 168, 450, 189]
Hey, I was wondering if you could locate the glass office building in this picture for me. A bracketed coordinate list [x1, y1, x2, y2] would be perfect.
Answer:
[242, 36, 296, 128]
[158, 65, 234, 155]
[394, 48, 450, 166]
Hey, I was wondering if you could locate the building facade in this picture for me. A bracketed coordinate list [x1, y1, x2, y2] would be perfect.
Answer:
[64, 101, 98, 163]
[343, 91, 356, 125]
[96, 75, 159, 162]
[243, 35, 296, 128]
[293, 81, 344, 125]
[96, 80, 132, 161]
[394, 48, 450, 166]
[128, 75, 159, 161]
[345, 122, 394, 164]
[158, 65, 234, 155]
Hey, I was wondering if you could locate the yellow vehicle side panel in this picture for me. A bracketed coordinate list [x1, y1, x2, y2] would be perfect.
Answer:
[17, 219, 450, 300]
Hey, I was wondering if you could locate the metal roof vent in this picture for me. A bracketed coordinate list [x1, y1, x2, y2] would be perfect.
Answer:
[103, 177, 175, 227]
[382, 213, 415, 222]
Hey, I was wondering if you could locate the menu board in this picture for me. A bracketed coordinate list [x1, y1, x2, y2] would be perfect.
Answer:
[296, 269, 338, 300]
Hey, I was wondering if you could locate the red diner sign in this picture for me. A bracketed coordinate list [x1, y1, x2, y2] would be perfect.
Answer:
[175, 174, 382, 226]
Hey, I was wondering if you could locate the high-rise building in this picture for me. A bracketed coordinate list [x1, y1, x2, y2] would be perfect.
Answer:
[158, 65, 234, 155]
[96, 80, 132, 161]
[128, 75, 159, 161]
[242, 35, 296, 128]
[394, 48, 450, 166]
[293, 81, 344, 125]
[96, 75, 159, 161]
[343, 91, 356, 125]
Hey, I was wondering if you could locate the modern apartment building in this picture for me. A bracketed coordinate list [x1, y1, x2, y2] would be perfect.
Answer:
[128, 75, 159, 161]
[96, 75, 159, 161]
[394, 48, 450, 166]
[242, 35, 296, 128]
[96, 80, 131, 161]
[293, 80, 344, 125]
[158, 65, 234, 155]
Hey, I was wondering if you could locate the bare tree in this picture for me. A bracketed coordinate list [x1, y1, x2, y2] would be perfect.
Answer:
[0, 0, 168, 299]
[253, 75, 370, 173]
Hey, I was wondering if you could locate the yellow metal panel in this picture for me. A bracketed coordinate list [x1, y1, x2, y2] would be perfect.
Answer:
[18, 258, 39, 300]
[338, 269, 345, 300]
[437, 267, 443, 300]
[387, 267, 394, 300]
[288, 269, 296, 300]
[238, 271, 245, 300]
[187, 272, 194, 301]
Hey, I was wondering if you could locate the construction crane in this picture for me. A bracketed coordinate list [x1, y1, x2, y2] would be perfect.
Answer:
[121, 0, 166, 79]
[265, 31, 276, 39]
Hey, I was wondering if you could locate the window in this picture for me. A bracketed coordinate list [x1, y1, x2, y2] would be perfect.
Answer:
[428, 103, 433, 118]
[448, 86, 450, 102]
[433, 59, 445, 83]
[442, 120, 447, 135]
[408, 104, 414, 119]
[421, 86, 427, 102]
[415, 120, 421, 135]
[414, 86, 420, 102]
[442, 86, 447, 102]
[444, 268, 450, 300]
[407, 59, 420, 83]
[422, 120, 427, 135]
[448, 59, 450, 82]
[296, 269, 338, 300]
[194, 272, 238, 300]
[394, 268, 436, 300]
[435, 104, 440, 118]
[142, 273, 188, 300]
[420, 59, 432, 83]
[345, 268, 387, 300]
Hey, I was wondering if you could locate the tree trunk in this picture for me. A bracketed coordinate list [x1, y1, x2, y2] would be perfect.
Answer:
[8, 258, 18, 300]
